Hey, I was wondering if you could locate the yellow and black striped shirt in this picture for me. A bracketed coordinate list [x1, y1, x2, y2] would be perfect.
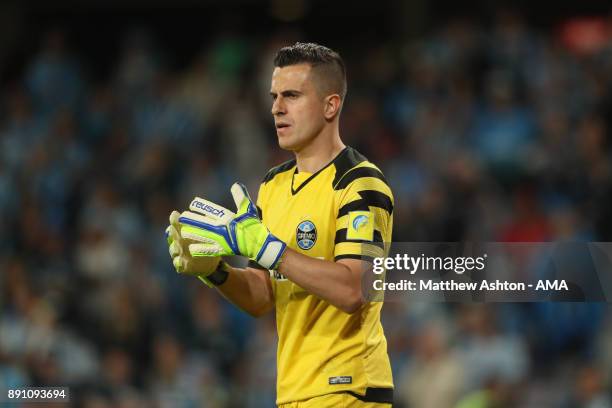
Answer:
[255, 146, 394, 405]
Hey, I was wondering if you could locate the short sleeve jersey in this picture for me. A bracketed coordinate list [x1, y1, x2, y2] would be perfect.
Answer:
[255, 147, 394, 405]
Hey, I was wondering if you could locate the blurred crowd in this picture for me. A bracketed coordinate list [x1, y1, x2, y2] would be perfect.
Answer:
[1, 9, 612, 408]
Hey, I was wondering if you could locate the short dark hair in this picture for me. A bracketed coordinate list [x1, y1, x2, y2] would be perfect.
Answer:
[274, 42, 347, 102]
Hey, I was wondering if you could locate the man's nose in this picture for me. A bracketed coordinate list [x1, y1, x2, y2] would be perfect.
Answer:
[271, 97, 285, 116]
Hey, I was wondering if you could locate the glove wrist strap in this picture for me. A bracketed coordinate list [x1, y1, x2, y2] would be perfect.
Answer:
[256, 234, 287, 270]
[198, 261, 230, 287]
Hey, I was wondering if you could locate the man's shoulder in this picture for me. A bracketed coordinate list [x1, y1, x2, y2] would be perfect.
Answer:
[262, 158, 297, 184]
[332, 147, 388, 190]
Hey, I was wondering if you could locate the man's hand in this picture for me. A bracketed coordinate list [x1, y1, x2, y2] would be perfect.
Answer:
[178, 182, 286, 270]
[166, 211, 221, 281]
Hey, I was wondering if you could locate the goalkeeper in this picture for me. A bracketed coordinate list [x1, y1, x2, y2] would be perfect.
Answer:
[166, 43, 394, 407]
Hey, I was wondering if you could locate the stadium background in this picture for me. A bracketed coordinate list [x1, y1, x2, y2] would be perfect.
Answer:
[1, 1, 612, 406]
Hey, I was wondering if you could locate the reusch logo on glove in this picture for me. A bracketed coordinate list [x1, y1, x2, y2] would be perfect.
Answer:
[191, 200, 226, 218]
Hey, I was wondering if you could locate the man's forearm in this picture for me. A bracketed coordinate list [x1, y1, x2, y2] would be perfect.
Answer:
[277, 249, 364, 314]
[212, 265, 274, 317]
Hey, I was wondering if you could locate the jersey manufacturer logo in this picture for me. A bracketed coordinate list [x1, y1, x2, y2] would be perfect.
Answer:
[296, 220, 317, 250]
[347, 211, 374, 241]
[329, 376, 352, 385]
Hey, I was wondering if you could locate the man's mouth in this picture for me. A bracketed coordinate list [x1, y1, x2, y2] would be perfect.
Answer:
[276, 123, 291, 129]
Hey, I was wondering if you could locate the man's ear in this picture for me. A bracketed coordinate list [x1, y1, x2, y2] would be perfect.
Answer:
[323, 94, 342, 120]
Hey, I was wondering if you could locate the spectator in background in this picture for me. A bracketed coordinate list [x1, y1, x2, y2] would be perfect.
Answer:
[397, 319, 463, 408]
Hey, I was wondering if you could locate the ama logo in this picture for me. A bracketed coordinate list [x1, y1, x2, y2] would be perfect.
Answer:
[296, 220, 317, 250]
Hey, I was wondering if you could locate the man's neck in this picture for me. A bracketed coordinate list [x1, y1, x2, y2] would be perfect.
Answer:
[294, 128, 345, 174]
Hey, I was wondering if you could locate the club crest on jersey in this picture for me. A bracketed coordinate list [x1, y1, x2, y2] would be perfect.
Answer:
[296, 220, 317, 250]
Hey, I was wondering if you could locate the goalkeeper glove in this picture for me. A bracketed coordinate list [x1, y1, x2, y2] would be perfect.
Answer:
[166, 210, 224, 287]
[178, 182, 286, 270]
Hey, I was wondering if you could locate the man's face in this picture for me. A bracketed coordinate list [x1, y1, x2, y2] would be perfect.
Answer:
[270, 64, 326, 152]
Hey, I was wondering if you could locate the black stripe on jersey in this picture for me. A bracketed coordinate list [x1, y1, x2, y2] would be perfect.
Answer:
[332, 147, 368, 188]
[334, 254, 376, 263]
[335, 228, 384, 249]
[256, 205, 263, 220]
[337, 190, 394, 218]
[263, 159, 296, 184]
[334, 166, 387, 191]
[347, 388, 394, 404]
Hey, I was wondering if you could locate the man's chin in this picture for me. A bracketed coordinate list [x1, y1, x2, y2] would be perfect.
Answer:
[277, 136, 300, 152]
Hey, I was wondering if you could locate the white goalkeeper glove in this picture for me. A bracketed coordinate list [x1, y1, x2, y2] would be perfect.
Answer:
[177, 182, 286, 270]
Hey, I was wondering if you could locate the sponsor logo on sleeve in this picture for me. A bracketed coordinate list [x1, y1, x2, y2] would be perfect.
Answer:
[347, 211, 374, 241]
